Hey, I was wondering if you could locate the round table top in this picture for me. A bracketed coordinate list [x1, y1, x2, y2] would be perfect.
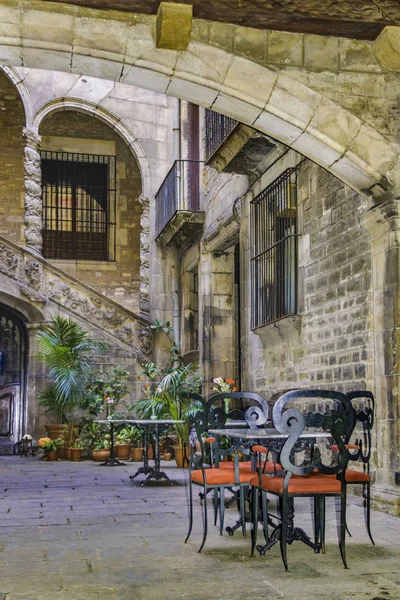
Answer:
[94, 419, 184, 425]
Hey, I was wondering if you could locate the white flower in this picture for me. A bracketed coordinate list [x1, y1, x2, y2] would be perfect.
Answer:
[107, 398, 115, 404]
[23, 434, 32, 441]
[156, 386, 163, 394]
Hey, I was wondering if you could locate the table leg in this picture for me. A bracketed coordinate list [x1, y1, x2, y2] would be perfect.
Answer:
[100, 422, 125, 467]
[130, 427, 154, 479]
[140, 424, 175, 486]
[256, 498, 321, 555]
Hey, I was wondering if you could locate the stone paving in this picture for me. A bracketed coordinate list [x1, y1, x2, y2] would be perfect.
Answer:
[0, 456, 400, 599]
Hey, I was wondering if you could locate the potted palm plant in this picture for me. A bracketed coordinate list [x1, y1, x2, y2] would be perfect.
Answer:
[115, 426, 132, 460]
[37, 315, 108, 447]
[136, 363, 202, 468]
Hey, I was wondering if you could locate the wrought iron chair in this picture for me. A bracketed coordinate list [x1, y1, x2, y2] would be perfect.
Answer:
[329, 390, 375, 544]
[185, 391, 270, 552]
[250, 389, 354, 571]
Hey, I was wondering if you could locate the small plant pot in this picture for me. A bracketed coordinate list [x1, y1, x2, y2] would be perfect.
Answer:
[57, 445, 66, 460]
[115, 444, 131, 460]
[173, 445, 189, 468]
[163, 452, 172, 461]
[147, 444, 154, 460]
[65, 447, 72, 460]
[70, 448, 83, 462]
[131, 447, 144, 462]
[46, 450, 58, 461]
[92, 449, 110, 462]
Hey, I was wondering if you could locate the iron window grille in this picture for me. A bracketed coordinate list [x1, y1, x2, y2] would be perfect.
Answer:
[250, 167, 299, 329]
[41, 151, 116, 261]
[204, 109, 238, 162]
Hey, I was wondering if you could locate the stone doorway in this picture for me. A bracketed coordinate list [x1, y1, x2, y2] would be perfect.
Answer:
[0, 304, 27, 454]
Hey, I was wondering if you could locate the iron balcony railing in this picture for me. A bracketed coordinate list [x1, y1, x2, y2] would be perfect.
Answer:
[205, 109, 238, 162]
[155, 160, 203, 238]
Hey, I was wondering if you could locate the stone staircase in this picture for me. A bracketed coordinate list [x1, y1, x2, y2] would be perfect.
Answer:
[0, 235, 151, 358]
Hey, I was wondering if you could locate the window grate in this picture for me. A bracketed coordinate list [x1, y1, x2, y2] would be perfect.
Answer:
[250, 167, 299, 329]
[41, 151, 116, 261]
[204, 109, 237, 162]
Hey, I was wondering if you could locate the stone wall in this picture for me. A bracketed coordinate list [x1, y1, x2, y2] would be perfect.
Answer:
[39, 110, 142, 313]
[241, 158, 373, 400]
[0, 72, 25, 245]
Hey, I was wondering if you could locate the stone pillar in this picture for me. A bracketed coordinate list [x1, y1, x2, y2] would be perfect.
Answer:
[138, 194, 152, 357]
[23, 128, 42, 255]
[25, 322, 47, 440]
[361, 199, 400, 509]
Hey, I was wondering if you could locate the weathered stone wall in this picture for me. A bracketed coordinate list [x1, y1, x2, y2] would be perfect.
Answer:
[240, 158, 373, 400]
[39, 111, 142, 313]
[0, 72, 25, 245]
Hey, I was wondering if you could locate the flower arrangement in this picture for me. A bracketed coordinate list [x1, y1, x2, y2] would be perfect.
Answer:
[213, 377, 237, 413]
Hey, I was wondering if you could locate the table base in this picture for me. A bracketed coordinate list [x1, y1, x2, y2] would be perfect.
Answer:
[100, 457, 126, 467]
[129, 466, 175, 486]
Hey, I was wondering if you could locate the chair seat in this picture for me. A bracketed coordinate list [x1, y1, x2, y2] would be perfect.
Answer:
[331, 443, 360, 452]
[217, 461, 283, 473]
[192, 467, 256, 485]
[251, 473, 342, 495]
[321, 470, 370, 483]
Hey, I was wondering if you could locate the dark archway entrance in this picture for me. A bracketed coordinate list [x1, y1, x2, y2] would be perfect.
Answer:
[0, 304, 27, 454]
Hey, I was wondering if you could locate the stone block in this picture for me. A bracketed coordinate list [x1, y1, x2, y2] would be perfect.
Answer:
[339, 38, 381, 73]
[373, 26, 400, 72]
[222, 56, 277, 110]
[304, 34, 339, 70]
[234, 26, 267, 64]
[208, 21, 234, 52]
[156, 2, 192, 51]
[190, 19, 209, 44]
[268, 30, 303, 66]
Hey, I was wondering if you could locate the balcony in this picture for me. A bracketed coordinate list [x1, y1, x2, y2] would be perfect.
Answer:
[205, 109, 279, 177]
[155, 160, 205, 247]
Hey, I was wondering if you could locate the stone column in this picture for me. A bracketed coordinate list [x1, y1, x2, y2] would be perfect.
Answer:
[138, 194, 152, 357]
[361, 199, 400, 510]
[25, 322, 47, 440]
[23, 128, 42, 255]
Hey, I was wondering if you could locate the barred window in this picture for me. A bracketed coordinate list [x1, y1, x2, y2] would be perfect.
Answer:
[41, 151, 116, 261]
[250, 167, 299, 329]
[204, 109, 237, 162]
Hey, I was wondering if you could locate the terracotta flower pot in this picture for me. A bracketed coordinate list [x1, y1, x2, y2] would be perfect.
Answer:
[147, 444, 154, 460]
[45, 424, 66, 440]
[65, 447, 72, 460]
[70, 448, 83, 462]
[173, 445, 189, 468]
[46, 450, 58, 461]
[115, 444, 131, 459]
[92, 449, 110, 462]
[131, 447, 144, 462]
[163, 452, 172, 461]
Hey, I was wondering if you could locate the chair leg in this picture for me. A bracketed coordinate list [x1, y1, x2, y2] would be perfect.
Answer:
[261, 490, 269, 542]
[339, 488, 348, 569]
[199, 484, 208, 553]
[365, 483, 375, 545]
[239, 486, 246, 536]
[319, 496, 326, 553]
[251, 486, 258, 556]
[280, 496, 289, 571]
[314, 496, 320, 548]
[213, 488, 218, 526]
[184, 478, 193, 544]
[219, 487, 225, 535]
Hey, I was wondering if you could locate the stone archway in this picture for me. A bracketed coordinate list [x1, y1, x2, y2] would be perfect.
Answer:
[0, 0, 398, 198]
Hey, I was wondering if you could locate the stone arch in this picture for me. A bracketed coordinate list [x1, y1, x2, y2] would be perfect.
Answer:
[32, 98, 151, 199]
[0, 2, 399, 196]
[0, 66, 34, 128]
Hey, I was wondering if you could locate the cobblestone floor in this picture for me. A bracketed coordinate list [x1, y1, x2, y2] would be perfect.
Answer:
[0, 456, 399, 599]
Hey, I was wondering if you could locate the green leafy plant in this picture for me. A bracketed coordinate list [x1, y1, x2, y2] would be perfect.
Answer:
[41, 438, 63, 453]
[84, 366, 131, 419]
[70, 438, 85, 449]
[37, 315, 109, 423]
[80, 422, 109, 451]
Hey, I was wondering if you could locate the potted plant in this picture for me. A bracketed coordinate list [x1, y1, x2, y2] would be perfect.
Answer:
[127, 426, 143, 462]
[70, 438, 85, 462]
[38, 437, 63, 461]
[91, 439, 110, 462]
[37, 315, 108, 439]
[115, 426, 132, 460]
[84, 366, 130, 420]
[136, 363, 202, 468]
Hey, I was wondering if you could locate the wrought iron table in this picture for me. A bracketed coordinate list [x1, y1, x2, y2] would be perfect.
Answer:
[209, 427, 330, 552]
[127, 419, 184, 486]
[95, 419, 184, 484]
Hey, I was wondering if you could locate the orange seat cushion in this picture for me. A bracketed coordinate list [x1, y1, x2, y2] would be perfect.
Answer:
[345, 470, 370, 483]
[191, 468, 256, 485]
[251, 473, 342, 495]
[217, 461, 283, 473]
[331, 444, 360, 452]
